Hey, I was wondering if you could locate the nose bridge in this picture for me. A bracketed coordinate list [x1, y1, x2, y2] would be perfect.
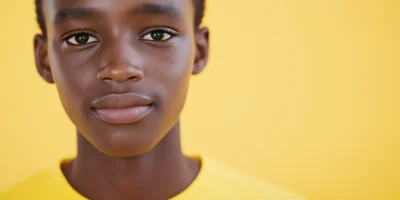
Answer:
[97, 32, 143, 83]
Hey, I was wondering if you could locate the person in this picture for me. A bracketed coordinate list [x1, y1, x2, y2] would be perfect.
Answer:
[1, 0, 304, 199]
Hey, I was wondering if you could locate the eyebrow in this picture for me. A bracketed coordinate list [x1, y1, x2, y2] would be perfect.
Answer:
[132, 4, 182, 18]
[53, 7, 97, 24]
[53, 3, 182, 25]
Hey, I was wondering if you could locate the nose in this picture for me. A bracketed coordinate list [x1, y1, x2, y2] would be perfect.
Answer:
[97, 38, 144, 84]
[97, 63, 144, 83]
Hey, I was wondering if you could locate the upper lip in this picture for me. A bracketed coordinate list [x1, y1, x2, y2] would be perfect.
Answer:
[91, 93, 153, 109]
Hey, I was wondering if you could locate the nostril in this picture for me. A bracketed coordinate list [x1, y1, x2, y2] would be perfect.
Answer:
[97, 67, 143, 83]
[102, 77, 112, 82]
[128, 76, 140, 82]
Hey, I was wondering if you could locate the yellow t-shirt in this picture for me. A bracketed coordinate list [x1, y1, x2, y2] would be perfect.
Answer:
[1, 156, 304, 199]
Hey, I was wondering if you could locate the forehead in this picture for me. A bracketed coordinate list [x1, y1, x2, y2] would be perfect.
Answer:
[43, 0, 194, 22]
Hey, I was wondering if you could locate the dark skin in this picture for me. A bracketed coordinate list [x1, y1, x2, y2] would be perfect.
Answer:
[34, 0, 209, 199]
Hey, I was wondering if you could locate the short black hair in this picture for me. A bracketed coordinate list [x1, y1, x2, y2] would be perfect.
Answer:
[35, 0, 206, 38]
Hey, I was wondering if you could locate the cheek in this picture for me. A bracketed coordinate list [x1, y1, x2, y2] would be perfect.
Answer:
[146, 38, 195, 120]
[50, 46, 95, 89]
[49, 40, 101, 100]
[48, 45, 97, 127]
[162, 44, 194, 118]
[157, 40, 194, 95]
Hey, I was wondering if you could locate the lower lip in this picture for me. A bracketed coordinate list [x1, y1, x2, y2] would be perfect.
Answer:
[92, 105, 153, 124]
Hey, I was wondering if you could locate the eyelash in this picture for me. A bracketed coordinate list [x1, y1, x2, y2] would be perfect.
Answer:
[62, 28, 178, 46]
[141, 28, 178, 41]
[62, 31, 98, 46]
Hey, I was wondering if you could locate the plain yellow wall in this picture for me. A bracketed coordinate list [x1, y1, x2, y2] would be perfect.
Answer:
[1, 0, 399, 199]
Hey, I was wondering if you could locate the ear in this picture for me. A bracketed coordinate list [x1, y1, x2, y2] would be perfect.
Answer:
[192, 27, 209, 75]
[34, 34, 54, 83]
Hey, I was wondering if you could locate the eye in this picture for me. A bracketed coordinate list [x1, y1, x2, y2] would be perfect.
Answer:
[66, 33, 99, 45]
[141, 29, 176, 41]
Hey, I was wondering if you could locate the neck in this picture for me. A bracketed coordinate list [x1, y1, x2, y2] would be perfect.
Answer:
[63, 121, 200, 200]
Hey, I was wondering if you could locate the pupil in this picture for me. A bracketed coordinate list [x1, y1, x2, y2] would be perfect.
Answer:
[76, 34, 89, 44]
[151, 31, 164, 41]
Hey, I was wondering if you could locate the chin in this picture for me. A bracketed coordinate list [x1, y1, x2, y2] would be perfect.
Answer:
[89, 129, 162, 158]
[99, 146, 153, 158]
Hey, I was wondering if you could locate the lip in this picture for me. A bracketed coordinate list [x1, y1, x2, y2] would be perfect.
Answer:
[91, 93, 153, 124]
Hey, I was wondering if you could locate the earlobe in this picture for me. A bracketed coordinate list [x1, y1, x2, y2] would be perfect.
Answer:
[34, 34, 54, 83]
[192, 27, 209, 75]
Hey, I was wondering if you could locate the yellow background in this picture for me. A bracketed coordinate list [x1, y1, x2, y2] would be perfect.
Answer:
[1, 0, 399, 199]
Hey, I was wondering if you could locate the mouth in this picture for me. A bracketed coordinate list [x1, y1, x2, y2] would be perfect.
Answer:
[91, 93, 154, 125]
[92, 105, 153, 124]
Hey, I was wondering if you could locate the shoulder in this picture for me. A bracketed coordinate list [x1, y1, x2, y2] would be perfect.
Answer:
[0, 161, 83, 200]
[199, 156, 305, 200]
[0, 169, 55, 199]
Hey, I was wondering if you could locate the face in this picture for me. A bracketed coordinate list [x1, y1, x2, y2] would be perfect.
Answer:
[34, 0, 209, 157]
